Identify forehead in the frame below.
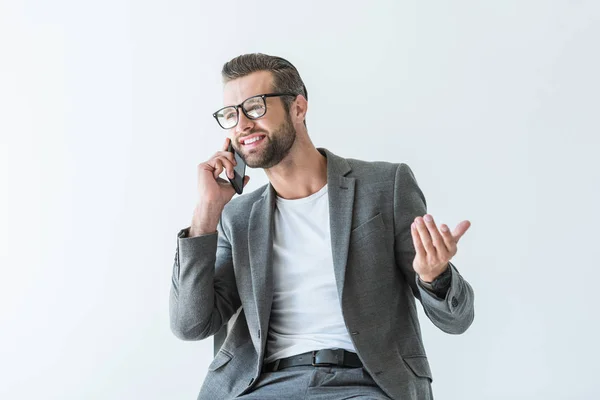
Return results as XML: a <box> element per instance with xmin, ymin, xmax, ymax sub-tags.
<box><xmin>223</xmin><ymin>70</ymin><xmax>274</xmax><ymax>106</ymax></box>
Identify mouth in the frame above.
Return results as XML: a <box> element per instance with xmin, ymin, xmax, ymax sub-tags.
<box><xmin>240</xmin><ymin>134</ymin><xmax>266</xmax><ymax>149</ymax></box>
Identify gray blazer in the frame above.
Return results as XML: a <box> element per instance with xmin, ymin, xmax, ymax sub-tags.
<box><xmin>169</xmin><ymin>148</ymin><xmax>475</xmax><ymax>400</ymax></box>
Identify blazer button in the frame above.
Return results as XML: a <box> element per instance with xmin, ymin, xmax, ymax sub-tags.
<box><xmin>451</xmin><ymin>296</ymin><xmax>459</xmax><ymax>308</ymax></box>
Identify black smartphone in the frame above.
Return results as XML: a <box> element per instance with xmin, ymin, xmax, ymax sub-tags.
<box><xmin>227</xmin><ymin>142</ymin><xmax>246</xmax><ymax>195</ymax></box>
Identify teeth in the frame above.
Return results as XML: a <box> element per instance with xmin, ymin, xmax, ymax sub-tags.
<box><xmin>244</xmin><ymin>136</ymin><xmax>263</xmax><ymax>145</ymax></box>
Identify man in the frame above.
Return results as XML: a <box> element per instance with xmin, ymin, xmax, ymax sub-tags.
<box><xmin>169</xmin><ymin>53</ymin><xmax>475</xmax><ymax>400</ymax></box>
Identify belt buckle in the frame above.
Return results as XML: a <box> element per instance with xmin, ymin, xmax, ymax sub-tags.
<box><xmin>311</xmin><ymin>350</ymin><xmax>339</xmax><ymax>367</ymax></box>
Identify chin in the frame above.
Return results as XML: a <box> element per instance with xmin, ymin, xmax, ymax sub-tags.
<box><xmin>245</xmin><ymin>157</ymin><xmax>271</xmax><ymax>169</ymax></box>
<box><xmin>241</xmin><ymin>143</ymin><xmax>271</xmax><ymax>168</ymax></box>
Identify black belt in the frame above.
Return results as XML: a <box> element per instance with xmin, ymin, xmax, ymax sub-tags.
<box><xmin>263</xmin><ymin>349</ymin><xmax>363</xmax><ymax>372</ymax></box>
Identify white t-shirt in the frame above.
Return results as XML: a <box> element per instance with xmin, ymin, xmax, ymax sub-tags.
<box><xmin>264</xmin><ymin>184</ymin><xmax>356</xmax><ymax>364</ymax></box>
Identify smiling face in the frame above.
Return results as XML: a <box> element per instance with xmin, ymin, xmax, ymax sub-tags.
<box><xmin>223</xmin><ymin>71</ymin><xmax>297</xmax><ymax>169</ymax></box>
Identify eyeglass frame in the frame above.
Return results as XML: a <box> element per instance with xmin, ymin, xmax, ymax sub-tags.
<box><xmin>212</xmin><ymin>92</ymin><xmax>299</xmax><ymax>129</ymax></box>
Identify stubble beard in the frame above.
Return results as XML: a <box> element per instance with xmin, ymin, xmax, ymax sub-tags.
<box><xmin>242</xmin><ymin>114</ymin><xmax>297</xmax><ymax>169</ymax></box>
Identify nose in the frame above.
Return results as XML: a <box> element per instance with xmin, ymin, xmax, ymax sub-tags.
<box><xmin>235</xmin><ymin>109</ymin><xmax>254</xmax><ymax>137</ymax></box>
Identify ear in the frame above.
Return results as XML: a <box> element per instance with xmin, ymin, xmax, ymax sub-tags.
<box><xmin>291</xmin><ymin>94</ymin><xmax>308</xmax><ymax>124</ymax></box>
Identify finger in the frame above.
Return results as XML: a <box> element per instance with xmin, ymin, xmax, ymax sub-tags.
<box><xmin>411</xmin><ymin>222</ymin><xmax>426</xmax><ymax>256</ymax></box>
<box><xmin>439</xmin><ymin>223</ymin><xmax>457</xmax><ymax>254</ymax></box>
<box><xmin>452</xmin><ymin>220</ymin><xmax>471</xmax><ymax>243</ymax></box>
<box><xmin>423</xmin><ymin>214</ymin><xmax>450</xmax><ymax>256</ymax></box>
<box><xmin>212</xmin><ymin>159</ymin><xmax>224</xmax><ymax>179</ymax></box>
<box><xmin>211</xmin><ymin>155</ymin><xmax>236</xmax><ymax>179</ymax></box>
<box><xmin>242</xmin><ymin>175</ymin><xmax>250</xmax><ymax>187</ymax></box>
<box><xmin>220</xmin><ymin>157</ymin><xmax>236</xmax><ymax>179</ymax></box>
<box><xmin>221</xmin><ymin>137</ymin><xmax>231</xmax><ymax>151</ymax></box>
<box><xmin>215</xmin><ymin>150</ymin><xmax>237</xmax><ymax>165</ymax></box>
<box><xmin>414</xmin><ymin>216</ymin><xmax>436</xmax><ymax>255</ymax></box>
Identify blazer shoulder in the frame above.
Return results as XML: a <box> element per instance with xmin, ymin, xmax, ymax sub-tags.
<box><xmin>220</xmin><ymin>183</ymin><xmax>268</xmax><ymax>224</ymax></box>
<box><xmin>345</xmin><ymin>157</ymin><xmax>411</xmax><ymax>183</ymax></box>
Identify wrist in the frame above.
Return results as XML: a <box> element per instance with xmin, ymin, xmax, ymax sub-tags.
<box><xmin>190</xmin><ymin>209</ymin><xmax>221</xmax><ymax>237</ymax></box>
<box><xmin>418</xmin><ymin>274</ymin><xmax>437</xmax><ymax>284</ymax></box>
<box><xmin>419</xmin><ymin>263</ymin><xmax>450</xmax><ymax>283</ymax></box>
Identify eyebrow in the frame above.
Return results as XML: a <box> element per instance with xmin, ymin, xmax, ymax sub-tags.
<box><xmin>223</xmin><ymin>94</ymin><xmax>263</xmax><ymax>108</ymax></box>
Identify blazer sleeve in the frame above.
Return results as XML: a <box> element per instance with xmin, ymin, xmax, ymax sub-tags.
<box><xmin>169</xmin><ymin>216</ymin><xmax>241</xmax><ymax>340</ymax></box>
<box><xmin>393</xmin><ymin>163</ymin><xmax>475</xmax><ymax>334</ymax></box>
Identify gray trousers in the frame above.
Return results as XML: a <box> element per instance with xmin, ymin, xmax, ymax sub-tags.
<box><xmin>234</xmin><ymin>365</ymin><xmax>393</xmax><ymax>399</ymax></box>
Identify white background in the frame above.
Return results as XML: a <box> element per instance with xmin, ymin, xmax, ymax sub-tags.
<box><xmin>1</xmin><ymin>1</ymin><xmax>599</xmax><ymax>399</ymax></box>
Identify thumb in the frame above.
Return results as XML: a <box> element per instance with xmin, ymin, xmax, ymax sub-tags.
<box><xmin>242</xmin><ymin>175</ymin><xmax>250</xmax><ymax>187</ymax></box>
<box><xmin>452</xmin><ymin>220</ymin><xmax>471</xmax><ymax>243</ymax></box>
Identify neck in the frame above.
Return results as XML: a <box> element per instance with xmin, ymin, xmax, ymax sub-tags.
<box><xmin>264</xmin><ymin>135</ymin><xmax>327</xmax><ymax>200</ymax></box>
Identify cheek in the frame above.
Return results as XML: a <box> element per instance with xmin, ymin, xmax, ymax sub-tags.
<box><xmin>252</xmin><ymin>120</ymin><xmax>272</xmax><ymax>134</ymax></box>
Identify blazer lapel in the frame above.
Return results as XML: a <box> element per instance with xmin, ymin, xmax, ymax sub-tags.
<box><xmin>247</xmin><ymin>183</ymin><xmax>275</xmax><ymax>354</ymax></box>
<box><xmin>246</xmin><ymin>148</ymin><xmax>353</xmax><ymax>353</ymax></box>
<box><xmin>319</xmin><ymin>148</ymin><xmax>355</xmax><ymax>301</ymax></box>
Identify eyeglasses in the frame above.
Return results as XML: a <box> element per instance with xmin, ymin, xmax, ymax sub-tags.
<box><xmin>212</xmin><ymin>93</ymin><xmax>298</xmax><ymax>129</ymax></box>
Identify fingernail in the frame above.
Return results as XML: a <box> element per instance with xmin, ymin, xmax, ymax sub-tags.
<box><xmin>424</xmin><ymin>215</ymin><xmax>432</xmax><ymax>222</ymax></box>
<box><xmin>441</xmin><ymin>225</ymin><xmax>449</xmax><ymax>232</ymax></box>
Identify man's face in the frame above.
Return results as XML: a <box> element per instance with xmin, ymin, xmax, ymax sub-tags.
<box><xmin>222</xmin><ymin>71</ymin><xmax>296</xmax><ymax>169</ymax></box>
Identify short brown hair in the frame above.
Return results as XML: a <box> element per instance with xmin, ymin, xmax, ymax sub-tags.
<box><xmin>221</xmin><ymin>53</ymin><xmax>308</xmax><ymax>126</ymax></box>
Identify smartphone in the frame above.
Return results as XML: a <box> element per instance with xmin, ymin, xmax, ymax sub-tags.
<box><xmin>227</xmin><ymin>141</ymin><xmax>246</xmax><ymax>195</ymax></box>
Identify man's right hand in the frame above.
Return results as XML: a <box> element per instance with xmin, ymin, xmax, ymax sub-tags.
<box><xmin>189</xmin><ymin>138</ymin><xmax>250</xmax><ymax>236</ymax></box>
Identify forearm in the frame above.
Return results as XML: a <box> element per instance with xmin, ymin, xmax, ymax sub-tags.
<box><xmin>188</xmin><ymin>202</ymin><xmax>223</xmax><ymax>237</ymax></box>
<box><xmin>169</xmin><ymin>226</ymin><xmax>240</xmax><ymax>340</ymax></box>
<box><xmin>392</xmin><ymin>163</ymin><xmax>475</xmax><ymax>334</ymax></box>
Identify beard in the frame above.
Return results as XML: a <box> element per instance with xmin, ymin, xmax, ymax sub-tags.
<box><xmin>239</xmin><ymin>114</ymin><xmax>297</xmax><ymax>169</ymax></box>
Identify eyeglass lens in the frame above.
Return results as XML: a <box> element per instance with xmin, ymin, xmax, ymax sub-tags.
<box><xmin>216</xmin><ymin>96</ymin><xmax>267</xmax><ymax>129</ymax></box>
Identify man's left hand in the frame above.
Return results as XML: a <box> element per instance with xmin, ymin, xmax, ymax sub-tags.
<box><xmin>411</xmin><ymin>214</ymin><xmax>471</xmax><ymax>283</ymax></box>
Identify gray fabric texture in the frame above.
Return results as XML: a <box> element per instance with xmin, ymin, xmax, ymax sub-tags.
<box><xmin>234</xmin><ymin>365</ymin><xmax>395</xmax><ymax>399</ymax></box>
<box><xmin>169</xmin><ymin>147</ymin><xmax>475</xmax><ymax>400</ymax></box>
